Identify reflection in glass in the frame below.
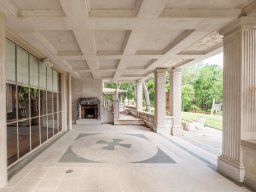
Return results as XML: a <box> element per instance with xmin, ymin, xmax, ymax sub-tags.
<box><xmin>40</xmin><ymin>116</ymin><xmax>47</xmax><ymax>143</ymax></box>
<box><xmin>47</xmin><ymin>67</ymin><xmax>52</xmax><ymax>91</ymax></box>
<box><xmin>18</xmin><ymin>120</ymin><xmax>30</xmax><ymax>158</ymax></box>
<box><xmin>58</xmin><ymin>73</ymin><xmax>61</xmax><ymax>92</ymax></box>
<box><xmin>53</xmin><ymin>70</ymin><xmax>58</xmax><ymax>92</ymax></box>
<box><xmin>39</xmin><ymin>61</ymin><xmax>46</xmax><ymax>89</ymax></box>
<box><xmin>31</xmin><ymin>118</ymin><xmax>40</xmax><ymax>149</ymax></box>
<box><xmin>48</xmin><ymin>114</ymin><xmax>54</xmax><ymax>139</ymax></box>
<box><xmin>7</xmin><ymin>122</ymin><xmax>18</xmax><ymax>166</ymax></box>
<box><xmin>31</xmin><ymin>88</ymin><xmax>39</xmax><ymax>118</ymax></box>
<box><xmin>6</xmin><ymin>84</ymin><xmax>17</xmax><ymax>122</ymax></box>
<box><xmin>58</xmin><ymin>92</ymin><xmax>61</xmax><ymax>112</ymax></box>
<box><xmin>30</xmin><ymin>55</ymin><xmax>39</xmax><ymax>87</ymax></box>
<box><xmin>40</xmin><ymin>90</ymin><xmax>47</xmax><ymax>115</ymax></box>
<box><xmin>17</xmin><ymin>47</ymin><xmax>29</xmax><ymax>84</ymax></box>
<box><xmin>54</xmin><ymin>113</ymin><xmax>58</xmax><ymax>135</ymax></box>
<box><xmin>18</xmin><ymin>86</ymin><xmax>30</xmax><ymax>119</ymax></box>
<box><xmin>47</xmin><ymin>92</ymin><xmax>53</xmax><ymax>114</ymax></box>
<box><xmin>6</xmin><ymin>40</ymin><xmax>16</xmax><ymax>82</ymax></box>
<box><xmin>53</xmin><ymin>92</ymin><xmax>57</xmax><ymax>112</ymax></box>
<box><xmin>59</xmin><ymin>112</ymin><xmax>62</xmax><ymax>131</ymax></box>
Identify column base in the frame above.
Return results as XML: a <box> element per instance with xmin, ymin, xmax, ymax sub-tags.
<box><xmin>218</xmin><ymin>155</ymin><xmax>245</xmax><ymax>182</ymax></box>
<box><xmin>171</xmin><ymin>125</ymin><xmax>183</xmax><ymax>136</ymax></box>
<box><xmin>154</xmin><ymin>125</ymin><xmax>168</xmax><ymax>134</ymax></box>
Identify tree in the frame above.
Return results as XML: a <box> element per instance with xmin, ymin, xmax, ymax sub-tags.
<box><xmin>193</xmin><ymin>64</ymin><xmax>223</xmax><ymax>111</ymax></box>
<box><xmin>182</xmin><ymin>84</ymin><xmax>195</xmax><ymax>111</ymax></box>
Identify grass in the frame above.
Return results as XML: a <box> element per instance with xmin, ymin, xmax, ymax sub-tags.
<box><xmin>182</xmin><ymin>112</ymin><xmax>222</xmax><ymax>130</ymax></box>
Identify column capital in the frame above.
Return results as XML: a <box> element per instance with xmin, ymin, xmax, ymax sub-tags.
<box><xmin>154</xmin><ymin>68</ymin><xmax>167</xmax><ymax>74</ymax></box>
<box><xmin>220</xmin><ymin>16</ymin><xmax>256</xmax><ymax>37</ymax></box>
<box><xmin>136</xmin><ymin>80</ymin><xmax>143</xmax><ymax>84</ymax></box>
<box><xmin>169</xmin><ymin>68</ymin><xmax>182</xmax><ymax>74</ymax></box>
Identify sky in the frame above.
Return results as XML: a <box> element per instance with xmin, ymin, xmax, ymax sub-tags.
<box><xmin>202</xmin><ymin>52</ymin><xmax>223</xmax><ymax>67</ymax></box>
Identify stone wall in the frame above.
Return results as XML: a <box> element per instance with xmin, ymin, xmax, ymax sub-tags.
<box><xmin>71</xmin><ymin>78</ymin><xmax>103</xmax><ymax>122</ymax></box>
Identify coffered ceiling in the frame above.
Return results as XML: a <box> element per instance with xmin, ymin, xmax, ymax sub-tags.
<box><xmin>1</xmin><ymin>0</ymin><xmax>255</xmax><ymax>81</ymax></box>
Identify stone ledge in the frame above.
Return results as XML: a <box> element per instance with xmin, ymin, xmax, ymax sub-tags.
<box><xmin>241</xmin><ymin>139</ymin><xmax>256</xmax><ymax>150</ymax></box>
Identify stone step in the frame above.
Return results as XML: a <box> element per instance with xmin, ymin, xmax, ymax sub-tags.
<box><xmin>76</xmin><ymin>119</ymin><xmax>101</xmax><ymax>125</ymax></box>
<box><xmin>114</xmin><ymin>119</ymin><xmax>145</xmax><ymax>125</ymax></box>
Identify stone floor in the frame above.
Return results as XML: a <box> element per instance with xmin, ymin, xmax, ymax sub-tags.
<box><xmin>0</xmin><ymin>124</ymin><xmax>251</xmax><ymax>192</ymax></box>
<box><xmin>178</xmin><ymin>127</ymin><xmax>222</xmax><ymax>156</ymax></box>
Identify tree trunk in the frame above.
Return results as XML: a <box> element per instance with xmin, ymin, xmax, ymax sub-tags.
<box><xmin>143</xmin><ymin>82</ymin><xmax>151</xmax><ymax>113</ymax></box>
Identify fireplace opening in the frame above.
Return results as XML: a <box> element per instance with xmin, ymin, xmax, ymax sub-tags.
<box><xmin>81</xmin><ymin>105</ymin><xmax>98</xmax><ymax>119</ymax></box>
<box><xmin>78</xmin><ymin>97</ymin><xmax>100</xmax><ymax>120</ymax></box>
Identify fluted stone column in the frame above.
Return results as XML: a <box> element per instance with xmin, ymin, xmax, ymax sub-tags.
<box><xmin>154</xmin><ymin>68</ymin><xmax>167</xmax><ymax>133</ymax></box>
<box><xmin>68</xmin><ymin>73</ymin><xmax>72</xmax><ymax>130</ymax></box>
<box><xmin>169</xmin><ymin>69</ymin><xmax>183</xmax><ymax>135</ymax></box>
<box><xmin>0</xmin><ymin>12</ymin><xmax>7</xmax><ymax>187</ymax></box>
<box><xmin>136</xmin><ymin>80</ymin><xmax>143</xmax><ymax>111</ymax></box>
<box><xmin>218</xmin><ymin>17</ymin><xmax>256</xmax><ymax>182</ymax></box>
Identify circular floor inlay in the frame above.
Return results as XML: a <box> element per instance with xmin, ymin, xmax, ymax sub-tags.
<box><xmin>71</xmin><ymin>134</ymin><xmax>158</xmax><ymax>163</ymax></box>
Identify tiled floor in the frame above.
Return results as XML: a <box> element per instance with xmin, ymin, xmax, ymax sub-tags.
<box><xmin>0</xmin><ymin>124</ymin><xmax>251</xmax><ymax>192</ymax></box>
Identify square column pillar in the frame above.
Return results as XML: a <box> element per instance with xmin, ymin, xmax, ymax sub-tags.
<box><xmin>61</xmin><ymin>72</ymin><xmax>68</xmax><ymax>131</ymax></box>
<box><xmin>154</xmin><ymin>68</ymin><xmax>167</xmax><ymax>133</ymax></box>
<box><xmin>218</xmin><ymin>17</ymin><xmax>256</xmax><ymax>182</ymax></box>
<box><xmin>136</xmin><ymin>80</ymin><xmax>143</xmax><ymax>111</ymax></box>
<box><xmin>169</xmin><ymin>69</ymin><xmax>183</xmax><ymax>135</ymax></box>
<box><xmin>0</xmin><ymin>12</ymin><xmax>7</xmax><ymax>187</ymax></box>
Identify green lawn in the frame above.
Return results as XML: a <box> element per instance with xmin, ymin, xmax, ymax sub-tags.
<box><xmin>182</xmin><ymin>112</ymin><xmax>222</xmax><ymax>130</ymax></box>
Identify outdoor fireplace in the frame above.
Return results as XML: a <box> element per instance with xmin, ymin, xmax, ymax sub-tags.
<box><xmin>78</xmin><ymin>97</ymin><xmax>100</xmax><ymax>119</ymax></box>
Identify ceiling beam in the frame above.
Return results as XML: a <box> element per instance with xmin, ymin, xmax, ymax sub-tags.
<box><xmin>161</xmin><ymin>8</ymin><xmax>241</xmax><ymax>18</ymax></box>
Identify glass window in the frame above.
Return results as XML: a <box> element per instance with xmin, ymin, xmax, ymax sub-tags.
<box><xmin>31</xmin><ymin>88</ymin><xmax>39</xmax><ymax>118</ymax></box>
<box><xmin>39</xmin><ymin>61</ymin><xmax>46</xmax><ymax>89</ymax></box>
<box><xmin>31</xmin><ymin>118</ymin><xmax>40</xmax><ymax>149</ymax></box>
<box><xmin>53</xmin><ymin>70</ymin><xmax>58</xmax><ymax>92</ymax></box>
<box><xmin>18</xmin><ymin>120</ymin><xmax>30</xmax><ymax>158</ymax></box>
<box><xmin>18</xmin><ymin>86</ymin><xmax>29</xmax><ymax>120</ymax></box>
<box><xmin>53</xmin><ymin>92</ymin><xmax>57</xmax><ymax>113</ymax></box>
<box><xmin>58</xmin><ymin>92</ymin><xmax>61</xmax><ymax>112</ymax></box>
<box><xmin>7</xmin><ymin>122</ymin><xmax>18</xmax><ymax>166</ymax></box>
<box><xmin>5</xmin><ymin>39</ymin><xmax>63</xmax><ymax>166</ymax></box>
<box><xmin>6</xmin><ymin>40</ymin><xmax>16</xmax><ymax>82</ymax></box>
<box><xmin>17</xmin><ymin>47</ymin><xmax>29</xmax><ymax>85</ymax></box>
<box><xmin>48</xmin><ymin>114</ymin><xmax>54</xmax><ymax>139</ymax></box>
<box><xmin>54</xmin><ymin>113</ymin><xmax>58</xmax><ymax>135</ymax></box>
<box><xmin>58</xmin><ymin>73</ymin><xmax>61</xmax><ymax>91</ymax></box>
<box><xmin>40</xmin><ymin>90</ymin><xmax>47</xmax><ymax>115</ymax></box>
<box><xmin>47</xmin><ymin>67</ymin><xmax>52</xmax><ymax>91</ymax></box>
<box><xmin>40</xmin><ymin>116</ymin><xmax>47</xmax><ymax>143</ymax></box>
<box><xmin>30</xmin><ymin>55</ymin><xmax>39</xmax><ymax>87</ymax></box>
<box><xmin>6</xmin><ymin>84</ymin><xmax>17</xmax><ymax>122</ymax></box>
<box><xmin>59</xmin><ymin>112</ymin><xmax>62</xmax><ymax>131</ymax></box>
<box><xmin>47</xmin><ymin>91</ymin><xmax>53</xmax><ymax>114</ymax></box>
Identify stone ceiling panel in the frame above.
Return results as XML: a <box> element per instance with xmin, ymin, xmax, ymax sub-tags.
<box><xmin>99</xmin><ymin>59</ymin><xmax>119</xmax><ymax>70</ymax></box>
<box><xmin>165</xmin><ymin>0</ymin><xmax>250</xmax><ymax>9</ymax></box>
<box><xmin>68</xmin><ymin>60</ymin><xmax>89</xmax><ymax>70</ymax></box>
<box><xmin>11</xmin><ymin>0</ymin><xmax>63</xmax><ymax>10</ymax></box>
<box><xmin>101</xmin><ymin>72</ymin><xmax>115</xmax><ymax>79</ymax></box>
<box><xmin>40</xmin><ymin>30</ymin><xmax>81</xmax><ymax>53</ymax></box>
<box><xmin>90</xmin><ymin>0</ymin><xmax>137</xmax><ymax>10</ymax></box>
<box><xmin>95</xmin><ymin>30</ymin><xmax>129</xmax><ymax>55</ymax></box>
<box><xmin>179</xmin><ymin>32</ymin><xmax>223</xmax><ymax>55</ymax></box>
<box><xmin>137</xmin><ymin>30</ymin><xmax>184</xmax><ymax>54</ymax></box>
<box><xmin>124</xmin><ymin>59</ymin><xmax>157</xmax><ymax>70</ymax></box>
